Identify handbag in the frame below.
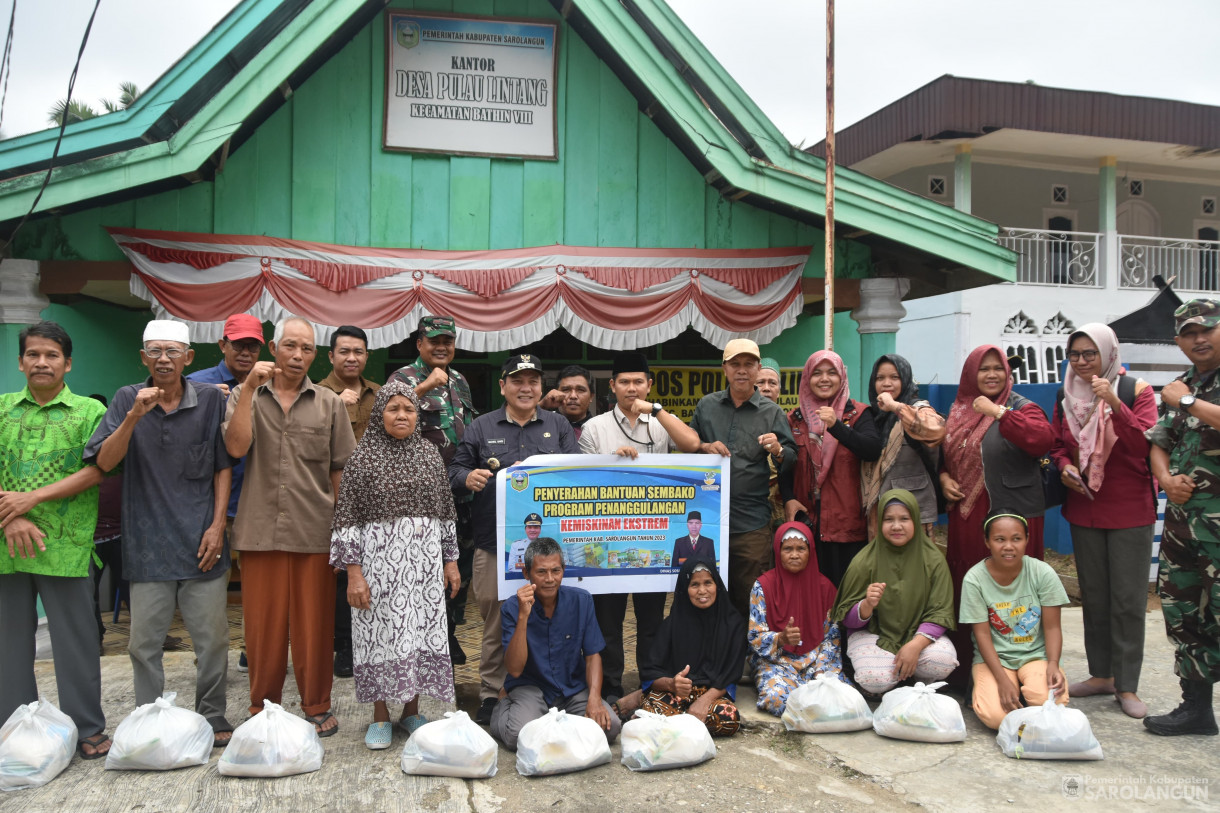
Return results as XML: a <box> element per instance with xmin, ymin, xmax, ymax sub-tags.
<box><xmin>1039</xmin><ymin>454</ymin><xmax>1066</xmax><ymax>509</ymax></box>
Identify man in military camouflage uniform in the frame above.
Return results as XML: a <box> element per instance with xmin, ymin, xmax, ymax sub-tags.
<box><xmin>1144</xmin><ymin>298</ymin><xmax>1220</xmax><ymax>736</ymax></box>
<box><xmin>391</xmin><ymin>315</ymin><xmax>477</xmax><ymax>663</ymax></box>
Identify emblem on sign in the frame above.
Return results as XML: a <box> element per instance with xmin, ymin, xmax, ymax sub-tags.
<box><xmin>511</xmin><ymin>470</ymin><xmax>529</xmax><ymax>492</ymax></box>
<box><xmin>396</xmin><ymin>20</ymin><xmax>420</xmax><ymax>49</ymax></box>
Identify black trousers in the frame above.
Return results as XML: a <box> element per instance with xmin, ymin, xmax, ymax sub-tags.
<box><xmin>593</xmin><ymin>592</ymin><xmax>667</xmax><ymax>698</ymax></box>
<box><xmin>334</xmin><ymin>570</ymin><xmax>351</xmax><ymax>655</ymax></box>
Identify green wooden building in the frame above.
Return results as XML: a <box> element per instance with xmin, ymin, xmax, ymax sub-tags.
<box><xmin>0</xmin><ymin>0</ymin><xmax>1013</xmax><ymax>407</ymax></box>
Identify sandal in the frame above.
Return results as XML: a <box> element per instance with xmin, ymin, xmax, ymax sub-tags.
<box><xmin>365</xmin><ymin>721</ymin><xmax>393</xmax><ymax>750</ymax></box>
<box><xmin>77</xmin><ymin>733</ymin><xmax>111</xmax><ymax>760</ymax></box>
<box><xmin>207</xmin><ymin>715</ymin><xmax>234</xmax><ymax>748</ymax></box>
<box><xmin>399</xmin><ymin>713</ymin><xmax>427</xmax><ymax>736</ymax></box>
<box><xmin>304</xmin><ymin>710</ymin><xmax>339</xmax><ymax>738</ymax></box>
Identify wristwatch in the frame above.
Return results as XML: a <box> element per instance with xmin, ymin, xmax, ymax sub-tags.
<box><xmin>1180</xmin><ymin>394</ymin><xmax>1197</xmax><ymax>413</ymax></box>
<box><xmin>651</xmin><ymin>402</ymin><xmax>664</xmax><ymax>416</ymax></box>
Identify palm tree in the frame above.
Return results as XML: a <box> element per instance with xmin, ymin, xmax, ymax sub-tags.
<box><xmin>47</xmin><ymin>81</ymin><xmax>141</xmax><ymax>125</ymax></box>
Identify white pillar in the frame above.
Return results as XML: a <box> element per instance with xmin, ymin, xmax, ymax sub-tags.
<box><xmin>0</xmin><ymin>259</ymin><xmax>49</xmax><ymax>324</ymax></box>
<box><xmin>851</xmin><ymin>277</ymin><xmax>911</xmax><ymax>366</ymax></box>
<box><xmin>1098</xmin><ymin>156</ymin><xmax>1118</xmax><ymax>290</ymax></box>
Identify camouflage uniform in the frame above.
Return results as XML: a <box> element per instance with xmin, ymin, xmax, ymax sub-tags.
<box><xmin>390</xmin><ymin>357</ymin><xmax>476</xmax><ymax>464</ymax></box>
<box><xmin>1146</xmin><ymin>364</ymin><xmax>1220</xmax><ymax>682</ymax></box>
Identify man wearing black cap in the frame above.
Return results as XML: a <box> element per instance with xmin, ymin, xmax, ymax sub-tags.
<box><xmin>449</xmin><ymin>353</ymin><xmax>577</xmax><ymax>724</ymax></box>
<box><xmin>671</xmin><ymin>510</ymin><xmax>715</xmax><ymax>567</ymax></box>
<box><xmin>392</xmin><ymin>315</ymin><xmax>478</xmax><ymax>664</ymax></box>
<box><xmin>576</xmin><ymin>351</ymin><xmax>700</xmax><ymax>701</ymax></box>
<box><xmin>507</xmin><ymin>513</ymin><xmax>543</xmax><ymax>570</ymax></box>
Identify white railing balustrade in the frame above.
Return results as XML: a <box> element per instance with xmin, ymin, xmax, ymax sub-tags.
<box><xmin>998</xmin><ymin>228</ymin><xmax>1102</xmax><ymax>287</ymax></box>
<box><xmin>1119</xmin><ymin>235</ymin><xmax>1220</xmax><ymax>291</ymax></box>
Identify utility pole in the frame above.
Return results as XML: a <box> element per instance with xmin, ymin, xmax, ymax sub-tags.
<box><xmin>823</xmin><ymin>0</ymin><xmax>835</xmax><ymax>350</ymax></box>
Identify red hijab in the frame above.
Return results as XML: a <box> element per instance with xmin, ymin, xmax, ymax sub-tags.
<box><xmin>756</xmin><ymin>521</ymin><xmax>838</xmax><ymax>656</ymax></box>
<box><xmin>944</xmin><ymin>345</ymin><xmax>1013</xmax><ymax>517</ymax></box>
<box><xmin>797</xmin><ymin>350</ymin><xmax>850</xmax><ymax>488</ymax></box>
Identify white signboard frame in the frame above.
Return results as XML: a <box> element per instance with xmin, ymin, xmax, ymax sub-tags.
<box><xmin>383</xmin><ymin>11</ymin><xmax>560</xmax><ymax>160</ymax></box>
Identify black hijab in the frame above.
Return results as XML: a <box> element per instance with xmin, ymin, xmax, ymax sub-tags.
<box><xmin>640</xmin><ymin>557</ymin><xmax>747</xmax><ymax>691</ymax></box>
<box><xmin>867</xmin><ymin>353</ymin><xmax>919</xmax><ymax>438</ymax></box>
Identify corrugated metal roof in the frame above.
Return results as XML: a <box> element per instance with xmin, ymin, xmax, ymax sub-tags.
<box><xmin>807</xmin><ymin>75</ymin><xmax>1220</xmax><ymax>166</ymax></box>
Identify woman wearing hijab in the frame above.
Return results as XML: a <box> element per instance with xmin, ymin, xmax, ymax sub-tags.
<box><xmin>781</xmin><ymin>350</ymin><xmax>878</xmax><ymax>585</ymax></box>
<box><xmin>860</xmin><ymin>354</ymin><xmax>946</xmax><ymax>535</ymax></box>
<box><xmin>1050</xmin><ymin>323</ymin><xmax>1157</xmax><ymax>718</ymax></box>
<box><xmin>330</xmin><ymin>382</ymin><xmax>462</xmax><ymax>750</ymax></box>
<box><xmin>637</xmin><ymin>557</ymin><xmax>748</xmax><ymax>736</ymax></box>
<box><xmin>749</xmin><ymin>522</ymin><xmax>843</xmax><ymax>715</ymax></box>
<box><xmin>832</xmin><ymin>490</ymin><xmax>958</xmax><ymax>696</ymax></box>
<box><xmin>940</xmin><ymin>345</ymin><xmax>1052</xmax><ymax>681</ymax></box>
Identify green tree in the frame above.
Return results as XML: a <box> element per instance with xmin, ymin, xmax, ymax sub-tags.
<box><xmin>48</xmin><ymin>81</ymin><xmax>141</xmax><ymax>125</ymax></box>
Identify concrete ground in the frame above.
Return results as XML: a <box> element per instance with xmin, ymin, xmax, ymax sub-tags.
<box><xmin>4</xmin><ymin>608</ymin><xmax>1216</xmax><ymax>812</ymax></box>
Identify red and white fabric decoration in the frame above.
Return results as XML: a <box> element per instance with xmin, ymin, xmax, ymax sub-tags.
<box><xmin>110</xmin><ymin>227</ymin><xmax>810</xmax><ymax>351</ymax></box>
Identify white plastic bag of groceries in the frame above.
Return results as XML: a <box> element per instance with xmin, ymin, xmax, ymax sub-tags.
<box><xmin>872</xmin><ymin>681</ymin><xmax>966</xmax><ymax>743</ymax></box>
<box><xmin>515</xmin><ymin>708</ymin><xmax>611</xmax><ymax>776</ymax></box>
<box><xmin>106</xmin><ymin>692</ymin><xmax>214</xmax><ymax>771</ymax></box>
<box><xmin>997</xmin><ymin>691</ymin><xmax>1103</xmax><ymax>760</ymax></box>
<box><xmin>401</xmin><ymin>711</ymin><xmax>497</xmax><ymax>778</ymax></box>
<box><xmin>782</xmin><ymin>673</ymin><xmax>874</xmax><ymax>733</ymax></box>
<box><xmin>218</xmin><ymin>700</ymin><xmax>323</xmax><ymax>777</ymax></box>
<box><xmin>0</xmin><ymin>699</ymin><xmax>77</xmax><ymax>791</ymax></box>
<box><xmin>620</xmin><ymin>710</ymin><xmax>715</xmax><ymax>772</ymax></box>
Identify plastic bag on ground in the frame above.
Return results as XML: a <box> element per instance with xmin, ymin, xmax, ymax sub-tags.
<box><xmin>515</xmin><ymin>708</ymin><xmax>612</xmax><ymax>777</ymax></box>
<box><xmin>872</xmin><ymin>681</ymin><xmax>966</xmax><ymax>743</ymax></box>
<box><xmin>782</xmin><ymin>673</ymin><xmax>874</xmax><ymax>733</ymax></box>
<box><xmin>0</xmin><ymin>699</ymin><xmax>77</xmax><ymax>791</ymax></box>
<box><xmin>996</xmin><ymin>691</ymin><xmax>1103</xmax><ymax>760</ymax></box>
<box><xmin>106</xmin><ymin>692</ymin><xmax>214</xmax><ymax>771</ymax></box>
<box><xmin>620</xmin><ymin>710</ymin><xmax>715</xmax><ymax>772</ymax></box>
<box><xmin>217</xmin><ymin>700</ymin><xmax>323</xmax><ymax>777</ymax></box>
<box><xmin>401</xmin><ymin>711</ymin><xmax>497</xmax><ymax>778</ymax></box>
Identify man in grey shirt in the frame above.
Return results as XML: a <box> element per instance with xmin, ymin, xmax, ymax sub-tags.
<box><xmin>86</xmin><ymin>320</ymin><xmax>234</xmax><ymax>746</ymax></box>
<box><xmin>689</xmin><ymin>338</ymin><xmax>795</xmax><ymax>621</ymax></box>
<box><xmin>578</xmin><ymin>351</ymin><xmax>700</xmax><ymax>701</ymax></box>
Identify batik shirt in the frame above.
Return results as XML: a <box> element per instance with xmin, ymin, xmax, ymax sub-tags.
<box><xmin>0</xmin><ymin>385</ymin><xmax>105</xmax><ymax>577</ymax></box>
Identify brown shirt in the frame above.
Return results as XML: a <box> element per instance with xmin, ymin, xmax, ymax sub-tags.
<box><xmin>224</xmin><ymin>376</ymin><xmax>357</xmax><ymax>554</ymax></box>
<box><xmin>316</xmin><ymin>371</ymin><xmax>381</xmax><ymax>441</ymax></box>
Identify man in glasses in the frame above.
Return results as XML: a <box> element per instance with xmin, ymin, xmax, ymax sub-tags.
<box><xmin>187</xmin><ymin>313</ymin><xmax>265</xmax><ymax>675</ymax></box>
<box><xmin>86</xmin><ymin>320</ymin><xmax>235</xmax><ymax>747</ymax></box>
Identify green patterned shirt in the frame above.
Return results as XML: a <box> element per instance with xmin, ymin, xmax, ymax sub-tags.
<box><xmin>0</xmin><ymin>385</ymin><xmax>105</xmax><ymax>577</ymax></box>
<box><xmin>1146</xmin><ymin>366</ymin><xmax>1220</xmax><ymax>503</ymax></box>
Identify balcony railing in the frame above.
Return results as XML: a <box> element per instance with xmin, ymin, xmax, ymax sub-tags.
<box><xmin>998</xmin><ymin>228</ymin><xmax>1102</xmax><ymax>287</ymax></box>
<box><xmin>1119</xmin><ymin>235</ymin><xmax>1220</xmax><ymax>291</ymax></box>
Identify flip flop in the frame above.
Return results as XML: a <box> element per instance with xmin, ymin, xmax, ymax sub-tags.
<box><xmin>207</xmin><ymin>715</ymin><xmax>234</xmax><ymax>747</ymax></box>
<box><xmin>365</xmin><ymin>721</ymin><xmax>393</xmax><ymax>750</ymax></box>
<box><xmin>77</xmin><ymin>733</ymin><xmax>111</xmax><ymax>760</ymax></box>
<box><xmin>305</xmin><ymin>710</ymin><xmax>339</xmax><ymax>738</ymax></box>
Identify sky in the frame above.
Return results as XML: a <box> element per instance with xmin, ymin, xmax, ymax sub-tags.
<box><xmin>2</xmin><ymin>0</ymin><xmax>1218</xmax><ymax>145</ymax></box>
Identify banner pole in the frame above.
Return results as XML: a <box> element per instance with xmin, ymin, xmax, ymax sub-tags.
<box><xmin>824</xmin><ymin>0</ymin><xmax>835</xmax><ymax>351</ymax></box>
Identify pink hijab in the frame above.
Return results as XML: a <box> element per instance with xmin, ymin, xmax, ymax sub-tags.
<box><xmin>1062</xmin><ymin>323</ymin><xmax>1122</xmax><ymax>492</ymax></box>
<box><xmin>798</xmin><ymin>350</ymin><xmax>850</xmax><ymax>488</ymax></box>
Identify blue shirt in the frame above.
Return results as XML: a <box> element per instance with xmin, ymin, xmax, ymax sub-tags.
<box><xmin>502</xmin><ymin>585</ymin><xmax>604</xmax><ymax>704</ymax></box>
<box><xmin>85</xmin><ymin>379</ymin><xmax>232</xmax><ymax>582</ymax></box>
<box><xmin>186</xmin><ymin>361</ymin><xmax>244</xmax><ymax>517</ymax></box>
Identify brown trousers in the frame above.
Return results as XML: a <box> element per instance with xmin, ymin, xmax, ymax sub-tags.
<box><xmin>241</xmin><ymin>550</ymin><xmax>335</xmax><ymax>717</ymax></box>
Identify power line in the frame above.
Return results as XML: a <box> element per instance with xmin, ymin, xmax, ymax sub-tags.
<box><xmin>1</xmin><ymin>0</ymin><xmax>101</xmax><ymax>257</ymax></box>
<box><xmin>0</xmin><ymin>0</ymin><xmax>17</xmax><ymax>136</ymax></box>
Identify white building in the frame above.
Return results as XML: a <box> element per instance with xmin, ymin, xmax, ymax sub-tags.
<box><xmin>811</xmin><ymin>76</ymin><xmax>1220</xmax><ymax>386</ymax></box>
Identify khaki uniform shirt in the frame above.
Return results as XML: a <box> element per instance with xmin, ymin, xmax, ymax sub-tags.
<box><xmin>224</xmin><ymin>376</ymin><xmax>356</xmax><ymax>554</ymax></box>
<box><xmin>316</xmin><ymin>371</ymin><xmax>380</xmax><ymax>441</ymax></box>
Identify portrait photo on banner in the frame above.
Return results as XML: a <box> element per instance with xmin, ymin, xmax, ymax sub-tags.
<box><xmin>495</xmin><ymin>454</ymin><xmax>731</xmax><ymax>599</ymax></box>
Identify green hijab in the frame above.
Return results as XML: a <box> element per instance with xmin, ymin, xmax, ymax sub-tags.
<box><xmin>830</xmin><ymin>488</ymin><xmax>956</xmax><ymax>654</ymax></box>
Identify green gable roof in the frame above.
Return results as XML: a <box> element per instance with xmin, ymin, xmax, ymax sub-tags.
<box><xmin>0</xmin><ymin>0</ymin><xmax>1013</xmax><ymax>286</ymax></box>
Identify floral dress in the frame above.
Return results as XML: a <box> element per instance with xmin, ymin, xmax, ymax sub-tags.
<box><xmin>748</xmin><ymin>582</ymin><xmax>847</xmax><ymax>715</ymax></box>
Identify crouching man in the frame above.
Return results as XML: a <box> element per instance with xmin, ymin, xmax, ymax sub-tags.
<box><xmin>491</xmin><ymin>537</ymin><xmax>620</xmax><ymax>750</ymax></box>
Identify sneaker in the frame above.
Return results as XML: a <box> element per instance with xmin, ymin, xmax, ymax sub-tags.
<box><xmin>334</xmin><ymin>650</ymin><xmax>354</xmax><ymax>678</ymax></box>
<box><xmin>237</xmin><ymin>651</ymin><xmax>248</xmax><ymax>673</ymax></box>
<box><xmin>476</xmin><ymin>697</ymin><xmax>498</xmax><ymax>726</ymax></box>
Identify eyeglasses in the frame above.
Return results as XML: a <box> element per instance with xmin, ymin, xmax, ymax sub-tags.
<box><xmin>142</xmin><ymin>347</ymin><xmax>185</xmax><ymax>359</ymax></box>
<box><xmin>1067</xmin><ymin>350</ymin><xmax>1099</xmax><ymax>362</ymax></box>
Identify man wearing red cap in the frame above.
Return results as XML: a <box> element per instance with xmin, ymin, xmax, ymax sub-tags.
<box><xmin>187</xmin><ymin>313</ymin><xmax>265</xmax><ymax>674</ymax></box>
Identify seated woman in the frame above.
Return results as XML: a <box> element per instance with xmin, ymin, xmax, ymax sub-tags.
<box><xmin>961</xmin><ymin>509</ymin><xmax>1070</xmax><ymax>729</ymax></box>
<box><xmin>749</xmin><ymin>522</ymin><xmax>844</xmax><ymax>716</ymax></box>
<box><xmin>831</xmin><ymin>490</ymin><xmax>958</xmax><ymax>696</ymax></box>
<box><xmin>635</xmin><ymin>557</ymin><xmax>747</xmax><ymax>736</ymax></box>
